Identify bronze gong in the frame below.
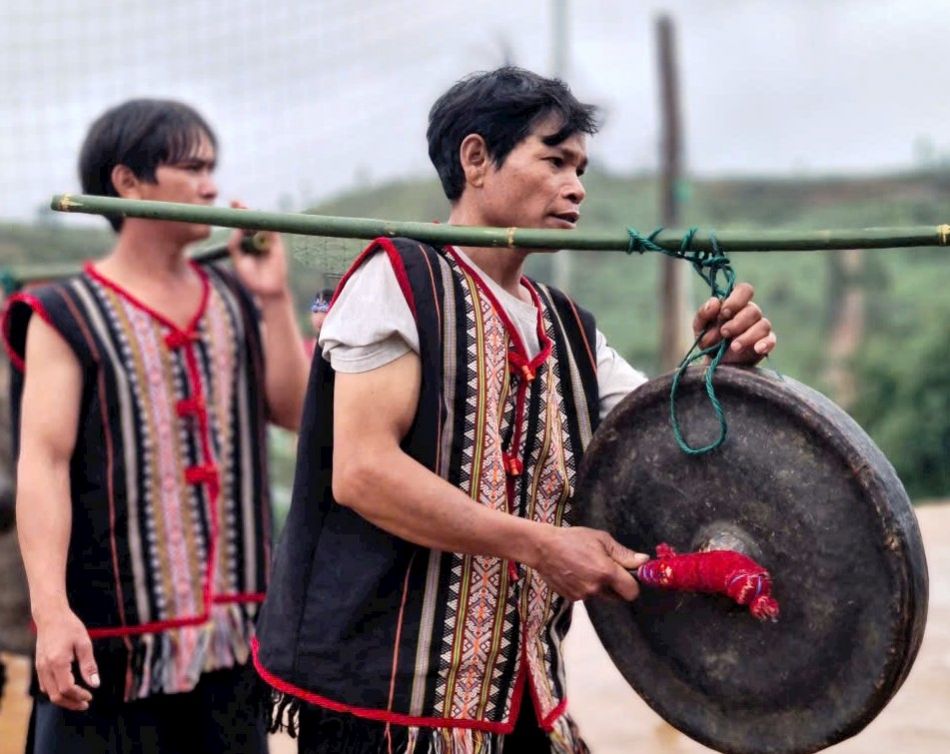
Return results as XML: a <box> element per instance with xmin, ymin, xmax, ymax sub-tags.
<box><xmin>574</xmin><ymin>366</ymin><xmax>928</xmax><ymax>754</ymax></box>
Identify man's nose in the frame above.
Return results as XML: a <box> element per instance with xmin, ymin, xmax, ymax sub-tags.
<box><xmin>201</xmin><ymin>174</ymin><xmax>218</xmax><ymax>201</ymax></box>
<box><xmin>565</xmin><ymin>174</ymin><xmax>586</xmax><ymax>205</ymax></box>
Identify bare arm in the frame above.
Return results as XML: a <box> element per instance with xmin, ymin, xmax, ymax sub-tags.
<box><xmin>226</xmin><ymin>209</ymin><xmax>309</xmax><ymax>432</ymax></box>
<box><xmin>17</xmin><ymin>316</ymin><xmax>99</xmax><ymax>709</ymax></box>
<box><xmin>257</xmin><ymin>290</ymin><xmax>309</xmax><ymax>431</ymax></box>
<box><xmin>332</xmin><ymin>352</ymin><xmax>648</xmax><ymax>601</ymax></box>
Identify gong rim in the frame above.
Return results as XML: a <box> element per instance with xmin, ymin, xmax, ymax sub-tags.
<box><xmin>575</xmin><ymin>366</ymin><xmax>928</xmax><ymax>754</ymax></box>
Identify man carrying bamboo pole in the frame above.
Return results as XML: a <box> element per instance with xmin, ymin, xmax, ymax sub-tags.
<box><xmin>252</xmin><ymin>66</ymin><xmax>776</xmax><ymax>753</ymax></box>
<box><xmin>2</xmin><ymin>99</ymin><xmax>310</xmax><ymax>753</ymax></box>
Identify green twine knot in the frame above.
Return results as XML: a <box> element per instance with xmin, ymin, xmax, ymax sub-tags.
<box><xmin>0</xmin><ymin>269</ymin><xmax>20</xmax><ymax>297</ymax></box>
<box><xmin>626</xmin><ymin>227</ymin><xmax>736</xmax><ymax>455</ymax></box>
<box><xmin>625</xmin><ymin>227</ymin><xmax>664</xmax><ymax>255</ymax></box>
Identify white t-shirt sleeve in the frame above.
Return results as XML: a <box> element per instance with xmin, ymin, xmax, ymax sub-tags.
<box><xmin>596</xmin><ymin>329</ymin><xmax>649</xmax><ymax>421</ymax></box>
<box><xmin>319</xmin><ymin>254</ymin><xmax>648</xmax><ymax>413</ymax></box>
<box><xmin>317</xmin><ymin>252</ymin><xmax>420</xmax><ymax>373</ymax></box>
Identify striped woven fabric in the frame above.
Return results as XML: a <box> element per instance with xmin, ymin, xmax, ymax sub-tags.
<box><xmin>254</xmin><ymin>239</ymin><xmax>599</xmax><ymax>753</ymax></box>
<box><xmin>3</xmin><ymin>262</ymin><xmax>271</xmax><ymax>700</ymax></box>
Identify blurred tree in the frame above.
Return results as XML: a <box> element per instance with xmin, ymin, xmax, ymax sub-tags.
<box><xmin>851</xmin><ymin>299</ymin><xmax>950</xmax><ymax>500</ymax></box>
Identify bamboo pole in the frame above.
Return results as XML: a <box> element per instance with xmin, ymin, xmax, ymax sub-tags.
<box><xmin>550</xmin><ymin>0</ymin><xmax>573</xmax><ymax>292</ymax></box>
<box><xmin>50</xmin><ymin>194</ymin><xmax>950</xmax><ymax>252</ymax></box>
<box><xmin>656</xmin><ymin>14</ymin><xmax>694</xmax><ymax>371</ymax></box>
<box><xmin>1</xmin><ymin>232</ymin><xmax>267</xmax><ymax>294</ymax></box>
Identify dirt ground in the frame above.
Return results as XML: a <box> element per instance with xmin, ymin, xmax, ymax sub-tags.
<box><xmin>2</xmin><ymin>503</ymin><xmax>947</xmax><ymax>754</ymax></box>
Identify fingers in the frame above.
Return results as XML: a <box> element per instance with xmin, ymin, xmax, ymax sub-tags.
<box><xmin>45</xmin><ymin>656</ymin><xmax>92</xmax><ymax>710</ymax></box>
<box><xmin>75</xmin><ymin>636</ymin><xmax>100</xmax><ymax>689</ymax></box>
<box><xmin>694</xmin><ymin>282</ymin><xmax>777</xmax><ymax>362</ymax></box>
<box><xmin>601</xmin><ymin>536</ymin><xmax>648</xmax><ymax>601</ymax></box>
<box><xmin>719</xmin><ymin>282</ymin><xmax>754</xmax><ymax>320</ymax></box>
<box><xmin>226</xmin><ymin>230</ymin><xmax>247</xmax><ymax>262</ymax></box>
<box><xmin>604</xmin><ymin>536</ymin><xmax>648</xmax><ymax>571</ymax></box>
<box><xmin>728</xmin><ymin>318</ymin><xmax>775</xmax><ymax>356</ymax></box>
<box><xmin>605</xmin><ymin>564</ymin><xmax>640</xmax><ymax>601</ymax></box>
<box><xmin>539</xmin><ymin>529</ymin><xmax>652</xmax><ymax>603</ymax></box>
<box><xmin>699</xmin><ymin>326</ymin><xmax>723</xmax><ymax>350</ymax></box>
<box><xmin>720</xmin><ymin>302</ymin><xmax>762</xmax><ymax>341</ymax></box>
<box><xmin>753</xmin><ymin>330</ymin><xmax>777</xmax><ymax>357</ymax></box>
<box><xmin>693</xmin><ymin>297</ymin><xmax>720</xmax><ymax>337</ymax></box>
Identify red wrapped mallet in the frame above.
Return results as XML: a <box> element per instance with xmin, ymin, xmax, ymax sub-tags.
<box><xmin>636</xmin><ymin>543</ymin><xmax>780</xmax><ymax>621</ymax></box>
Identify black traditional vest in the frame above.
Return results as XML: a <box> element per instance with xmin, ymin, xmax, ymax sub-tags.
<box><xmin>254</xmin><ymin>239</ymin><xmax>599</xmax><ymax>752</ymax></box>
<box><xmin>3</xmin><ymin>263</ymin><xmax>271</xmax><ymax>701</ymax></box>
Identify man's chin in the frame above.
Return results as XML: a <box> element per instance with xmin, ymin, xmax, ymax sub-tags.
<box><xmin>178</xmin><ymin>225</ymin><xmax>212</xmax><ymax>247</ymax></box>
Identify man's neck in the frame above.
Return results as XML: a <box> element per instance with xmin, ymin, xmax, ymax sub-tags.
<box><xmin>447</xmin><ymin>207</ymin><xmax>529</xmax><ymax>300</ymax></box>
<box><xmin>100</xmin><ymin>224</ymin><xmax>193</xmax><ymax>283</ymax></box>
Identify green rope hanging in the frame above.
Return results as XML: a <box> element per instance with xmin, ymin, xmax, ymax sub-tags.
<box><xmin>626</xmin><ymin>226</ymin><xmax>736</xmax><ymax>455</ymax></box>
<box><xmin>0</xmin><ymin>270</ymin><xmax>19</xmax><ymax>297</ymax></box>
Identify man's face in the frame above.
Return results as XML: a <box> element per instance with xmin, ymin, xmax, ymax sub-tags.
<box><xmin>477</xmin><ymin>116</ymin><xmax>587</xmax><ymax>232</ymax></box>
<box><xmin>136</xmin><ymin>133</ymin><xmax>218</xmax><ymax>242</ymax></box>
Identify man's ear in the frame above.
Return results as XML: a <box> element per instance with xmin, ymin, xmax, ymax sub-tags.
<box><xmin>458</xmin><ymin>134</ymin><xmax>490</xmax><ymax>189</ymax></box>
<box><xmin>110</xmin><ymin>165</ymin><xmax>142</xmax><ymax>198</ymax></box>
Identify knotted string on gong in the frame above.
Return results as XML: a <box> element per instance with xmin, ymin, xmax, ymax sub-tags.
<box><xmin>626</xmin><ymin>226</ymin><xmax>736</xmax><ymax>455</ymax></box>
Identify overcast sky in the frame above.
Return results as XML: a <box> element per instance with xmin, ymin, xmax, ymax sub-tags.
<box><xmin>3</xmin><ymin>0</ymin><xmax>950</xmax><ymax>221</ymax></box>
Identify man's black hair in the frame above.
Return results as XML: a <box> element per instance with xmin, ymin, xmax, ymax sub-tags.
<box><xmin>427</xmin><ymin>66</ymin><xmax>600</xmax><ymax>202</ymax></box>
<box><xmin>79</xmin><ymin>99</ymin><xmax>217</xmax><ymax>231</ymax></box>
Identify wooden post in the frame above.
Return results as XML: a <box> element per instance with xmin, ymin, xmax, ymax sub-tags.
<box><xmin>551</xmin><ymin>0</ymin><xmax>573</xmax><ymax>292</ymax></box>
<box><xmin>823</xmin><ymin>249</ymin><xmax>865</xmax><ymax>408</ymax></box>
<box><xmin>656</xmin><ymin>15</ymin><xmax>693</xmax><ymax>370</ymax></box>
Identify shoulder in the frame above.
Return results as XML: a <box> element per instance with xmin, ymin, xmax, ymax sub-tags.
<box><xmin>353</xmin><ymin>237</ymin><xmax>446</xmax><ymax>278</ymax></box>
<box><xmin>2</xmin><ymin>280</ymin><xmax>82</xmax><ymax>371</ymax></box>
<box><xmin>336</xmin><ymin>237</ymin><xmax>449</xmax><ymax>317</ymax></box>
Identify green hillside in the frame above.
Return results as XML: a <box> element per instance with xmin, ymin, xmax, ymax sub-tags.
<box><xmin>4</xmin><ymin>168</ymin><xmax>949</xmax><ymax>498</ymax></box>
<box><xmin>305</xmin><ymin>169</ymin><xmax>950</xmax><ymax>387</ymax></box>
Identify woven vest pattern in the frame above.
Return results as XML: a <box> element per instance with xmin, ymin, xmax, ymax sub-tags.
<box><xmin>3</xmin><ymin>263</ymin><xmax>270</xmax><ymax>700</ymax></box>
<box><xmin>254</xmin><ymin>239</ymin><xmax>599</xmax><ymax>752</ymax></box>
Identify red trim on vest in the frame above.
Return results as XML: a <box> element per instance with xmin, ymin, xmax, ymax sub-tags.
<box><xmin>539</xmin><ymin>694</ymin><xmax>568</xmax><ymax>732</ymax></box>
<box><xmin>251</xmin><ymin>637</ymin><xmax>566</xmax><ymax>735</ymax></box>
<box><xmin>87</xmin><ymin>614</ymin><xmax>211</xmax><ymax>638</ymax></box>
<box><xmin>80</xmin><ymin>591</ymin><xmax>266</xmax><ymax>638</ymax></box>
<box><xmin>178</xmin><ymin>341</ymin><xmax>222</xmax><ymax>621</ymax></box>
<box><xmin>84</xmin><ymin>261</ymin><xmax>232</xmax><ymax>637</ymax></box>
<box><xmin>445</xmin><ymin>247</ymin><xmax>553</xmax><ymax>372</ymax></box>
<box><xmin>213</xmin><ymin>592</ymin><xmax>266</xmax><ymax>604</ymax></box>
<box><xmin>176</xmin><ymin>396</ymin><xmax>206</xmax><ymax>417</ymax></box>
<box><xmin>1</xmin><ymin>292</ymin><xmax>59</xmax><ymax>371</ymax></box>
<box><xmin>184</xmin><ymin>464</ymin><xmax>219</xmax><ymax>485</ymax></box>
<box><xmin>502</xmin><ymin>453</ymin><xmax>524</xmax><ymax>477</ymax></box>
<box><xmin>516</xmin><ymin>615</ymin><xmax>566</xmax><ymax>733</ymax></box>
<box><xmin>9</xmin><ymin>272</ymin><xmax>267</xmax><ymax>641</ymax></box>
<box><xmin>164</xmin><ymin>330</ymin><xmax>200</xmax><ymax>349</ymax></box>
<box><xmin>332</xmin><ymin>238</ymin><xmax>418</xmax><ymax>320</ymax></box>
<box><xmin>83</xmin><ymin>261</ymin><xmax>211</xmax><ymax>339</ymax></box>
